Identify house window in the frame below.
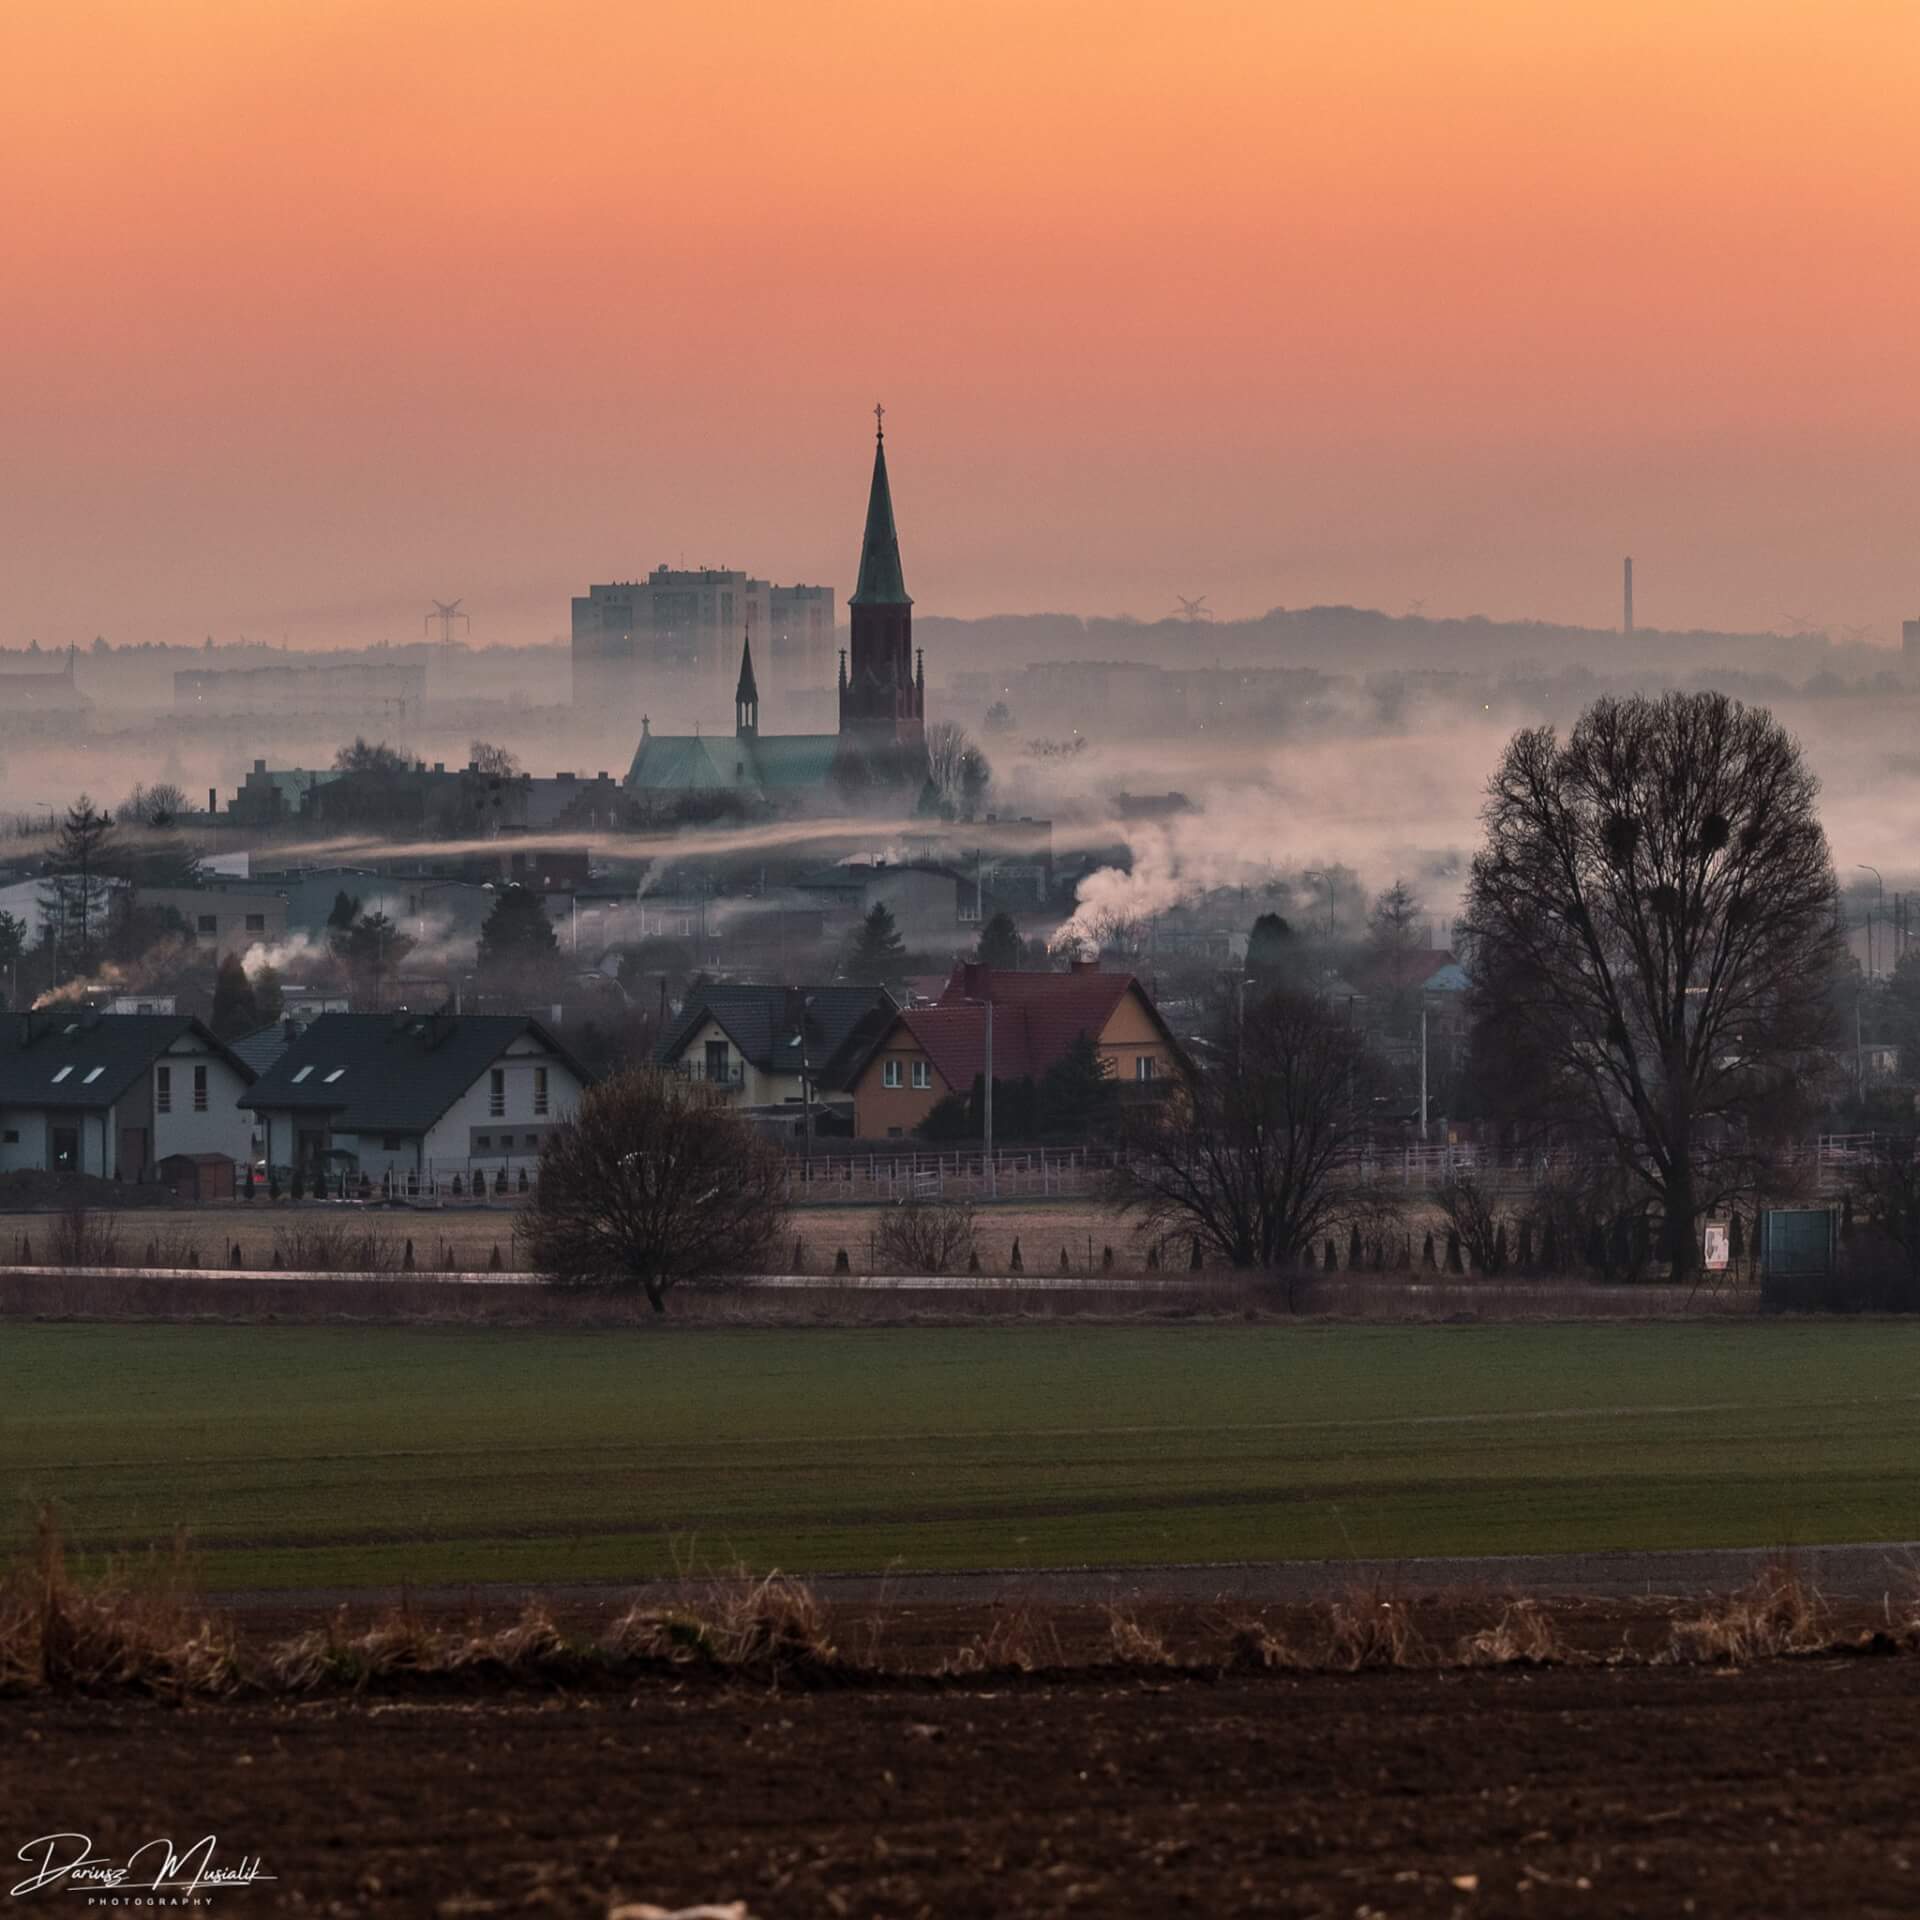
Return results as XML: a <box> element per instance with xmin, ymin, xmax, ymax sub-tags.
<box><xmin>704</xmin><ymin>1040</ymin><xmax>728</xmax><ymax>1083</ymax></box>
<box><xmin>476</xmin><ymin>1134</ymin><xmax>491</xmax><ymax>1150</ymax></box>
<box><xmin>156</xmin><ymin>1067</ymin><xmax>171</xmax><ymax>1113</ymax></box>
<box><xmin>533</xmin><ymin>1066</ymin><xmax>549</xmax><ymax>1116</ymax></box>
<box><xmin>383</xmin><ymin>1135</ymin><xmax>403</xmax><ymax>1151</ymax></box>
<box><xmin>197</xmin><ymin>914</ymin><xmax>217</xmax><ymax>936</ymax></box>
<box><xmin>51</xmin><ymin>1066</ymin><xmax>72</xmax><ymax>1084</ymax></box>
<box><xmin>245</xmin><ymin>913</ymin><xmax>266</xmax><ymax>932</ymax></box>
<box><xmin>1</xmin><ymin>1131</ymin><xmax>15</xmax><ymax>1145</ymax></box>
<box><xmin>323</xmin><ymin>1068</ymin><xmax>345</xmax><ymax>1083</ymax></box>
<box><xmin>911</xmin><ymin>1060</ymin><xmax>931</xmax><ymax>1089</ymax></box>
<box><xmin>82</xmin><ymin>1066</ymin><xmax>104</xmax><ymax>1084</ymax></box>
<box><xmin>489</xmin><ymin>1067</ymin><xmax>505</xmax><ymax>1117</ymax></box>
<box><xmin>193</xmin><ymin>1065</ymin><xmax>208</xmax><ymax>1112</ymax></box>
<box><xmin>883</xmin><ymin>1059</ymin><xmax>901</xmax><ymax>1089</ymax></box>
<box><xmin>291</xmin><ymin>1066</ymin><xmax>314</xmax><ymax>1084</ymax></box>
<box><xmin>525</xmin><ymin>1134</ymin><xmax>539</xmax><ymax>1148</ymax></box>
<box><xmin>1135</xmin><ymin>1057</ymin><xmax>1155</xmax><ymax>1082</ymax></box>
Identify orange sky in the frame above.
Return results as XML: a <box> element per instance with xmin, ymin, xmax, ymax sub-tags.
<box><xmin>2</xmin><ymin>0</ymin><xmax>1917</xmax><ymax>644</ymax></box>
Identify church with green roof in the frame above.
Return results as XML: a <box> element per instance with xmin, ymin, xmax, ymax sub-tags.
<box><xmin>623</xmin><ymin>412</ymin><xmax>935</xmax><ymax>814</ymax></box>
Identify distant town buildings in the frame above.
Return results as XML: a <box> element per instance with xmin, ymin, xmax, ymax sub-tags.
<box><xmin>175</xmin><ymin>660</ymin><xmax>426</xmax><ymax>728</ymax></box>
<box><xmin>0</xmin><ymin>646</ymin><xmax>90</xmax><ymax>737</ymax></box>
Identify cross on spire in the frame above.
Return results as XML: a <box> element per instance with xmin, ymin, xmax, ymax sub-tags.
<box><xmin>873</xmin><ymin>401</ymin><xmax>885</xmax><ymax>441</ymax></box>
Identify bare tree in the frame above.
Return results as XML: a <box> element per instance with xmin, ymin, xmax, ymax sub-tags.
<box><xmin>1434</xmin><ymin>1175</ymin><xmax>1505</xmax><ymax>1275</ymax></box>
<box><xmin>1853</xmin><ymin>1133</ymin><xmax>1920</xmax><ymax>1288</ymax></box>
<box><xmin>469</xmin><ymin>740</ymin><xmax>520</xmax><ymax>777</ymax></box>
<box><xmin>925</xmin><ymin>720</ymin><xmax>991</xmax><ymax>817</ymax></box>
<box><xmin>1116</xmin><ymin>988</ymin><xmax>1369</xmax><ymax>1294</ymax></box>
<box><xmin>516</xmin><ymin>1070</ymin><xmax>789</xmax><ymax>1310</ymax></box>
<box><xmin>874</xmin><ymin>1196</ymin><xmax>976</xmax><ymax>1275</ymax></box>
<box><xmin>1464</xmin><ymin>692</ymin><xmax>1842</xmax><ymax>1280</ymax></box>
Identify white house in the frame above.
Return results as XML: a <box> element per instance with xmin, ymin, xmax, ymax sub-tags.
<box><xmin>239</xmin><ymin>1012</ymin><xmax>591</xmax><ymax>1186</ymax></box>
<box><xmin>0</xmin><ymin>1011</ymin><xmax>256</xmax><ymax>1179</ymax></box>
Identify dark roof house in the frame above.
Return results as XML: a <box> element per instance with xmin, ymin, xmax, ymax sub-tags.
<box><xmin>657</xmin><ymin>985</ymin><xmax>896</xmax><ymax>1090</ymax></box>
<box><xmin>240</xmin><ymin>1013</ymin><xmax>591</xmax><ymax>1136</ymax></box>
<box><xmin>0</xmin><ymin>1011</ymin><xmax>252</xmax><ymax>1111</ymax></box>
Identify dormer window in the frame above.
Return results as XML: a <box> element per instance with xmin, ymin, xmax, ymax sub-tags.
<box><xmin>323</xmin><ymin>1068</ymin><xmax>346</xmax><ymax>1083</ymax></box>
<box><xmin>51</xmin><ymin>1066</ymin><xmax>73</xmax><ymax>1083</ymax></box>
<box><xmin>82</xmin><ymin>1067</ymin><xmax>104</xmax><ymax>1084</ymax></box>
<box><xmin>291</xmin><ymin>1066</ymin><xmax>314</xmax><ymax>1083</ymax></box>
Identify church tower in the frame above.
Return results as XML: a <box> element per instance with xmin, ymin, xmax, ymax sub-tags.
<box><xmin>838</xmin><ymin>406</ymin><xmax>924</xmax><ymax>746</ymax></box>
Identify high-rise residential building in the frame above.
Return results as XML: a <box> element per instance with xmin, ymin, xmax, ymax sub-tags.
<box><xmin>570</xmin><ymin>568</ymin><xmax>834</xmax><ymax>712</ymax></box>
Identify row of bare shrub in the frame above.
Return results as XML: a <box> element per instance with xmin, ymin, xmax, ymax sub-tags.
<box><xmin>0</xmin><ymin>1522</ymin><xmax>1885</xmax><ymax>1700</ymax></box>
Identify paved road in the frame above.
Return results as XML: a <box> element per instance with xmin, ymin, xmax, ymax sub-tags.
<box><xmin>209</xmin><ymin>1540</ymin><xmax>1920</xmax><ymax>1614</ymax></box>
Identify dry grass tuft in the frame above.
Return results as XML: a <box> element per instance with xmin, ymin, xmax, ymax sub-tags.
<box><xmin>1665</xmin><ymin>1560</ymin><xmax>1828</xmax><ymax>1665</ymax></box>
<box><xmin>1320</xmin><ymin>1588</ymin><xmax>1429</xmax><ymax>1671</ymax></box>
<box><xmin>607</xmin><ymin>1572</ymin><xmax>838</xmax><ymax>1678</ymax></box>
<box><xmin>0</xmin><ymin>1510</ymin><xmax>237</xmax><ymax>1697</ymax></box>
<box><xmin>1103</xmin><ymin>1606</ymin><xmax>1175</xmax><ymax>1667</ymax></box>
<box><xmin>943</xmin><ymin>1606</ymin><xmax>1065</xmax><ymax>1676</ymax></box>
<box><xmin>1223</xmin><ymin>1617</ymin><xmax>1302</xmax><ymax>1671</ymax></box>
<box><xmin>1457</xmin><ymin>1600</ymin><xmax>1566</xmax><ymax>1667</ymax></box>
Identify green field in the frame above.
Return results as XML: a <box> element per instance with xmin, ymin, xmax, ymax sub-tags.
<box><xmin>6</xmin><ymin>1322</ymin><xmax>1920</xmax><ymax>1590</ymax></box>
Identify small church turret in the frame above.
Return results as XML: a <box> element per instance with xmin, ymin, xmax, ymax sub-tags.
<box><xmin>734</xmin><ymin>627</ymin><xmax>759</xmax><ymax>740</ymax></box>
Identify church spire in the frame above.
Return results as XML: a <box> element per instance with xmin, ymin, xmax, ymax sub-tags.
<box><xmin>849</xmin><ymin>405</ymin><xmax>911</xmax><ymax>607</ymax></box>
<box><xmin>734</xmin><ymin>626</ymin><xmax>758</xmax><ymax>739</ymax></box>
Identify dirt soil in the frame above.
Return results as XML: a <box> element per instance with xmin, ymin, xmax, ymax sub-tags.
<box><xmin>5</xmin><ymin>1602</ymin><xmax>1918</xmax><ymax>1917</ymax></box>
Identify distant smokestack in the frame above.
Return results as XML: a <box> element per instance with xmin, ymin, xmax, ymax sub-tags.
<box><xmin>1623</xmin><ymin>557</ymin><xmax>1634</xmax><ymax>635</ymax></box>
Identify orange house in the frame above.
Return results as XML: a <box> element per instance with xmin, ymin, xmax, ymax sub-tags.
<box><xmin>845</xmin><ymin>959</ymin><xmax>1181</xmax><ymax>1139</ymax></box>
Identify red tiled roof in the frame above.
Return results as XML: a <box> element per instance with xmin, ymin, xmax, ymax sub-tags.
<box><xmin>855</xmin><ymin>961</ymin><xmax>1163</xmax><ymax>1095</ymax></box>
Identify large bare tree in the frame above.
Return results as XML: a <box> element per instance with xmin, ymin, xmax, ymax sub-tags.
<box><xmin>1463</xmin><ymin>691</ymin><xmax>1842</xmax><ymax>1278</ymax></box>
<box><xmin>1117</xmin><ymin>988</ymin><xmax>1370</xmax><ymax>1288</ymax></box>
<box><xmin>515</xmin><ymin>1069</ymin><xmax>789</xmax><ymax>1309</ymax></box>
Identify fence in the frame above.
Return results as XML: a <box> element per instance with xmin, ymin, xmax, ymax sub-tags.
<box><xmin>193</xmin><ymin>1132</ymin><xmax>1902</xmax><ymax>1213</ymax></box>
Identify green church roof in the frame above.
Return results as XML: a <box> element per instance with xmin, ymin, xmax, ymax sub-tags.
<box><xmin>849</xmin><ymin>426</ymin><xmax>911</xmax><ymax>608</ymax></box>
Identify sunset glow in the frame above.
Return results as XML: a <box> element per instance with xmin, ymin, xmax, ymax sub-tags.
<box><xmin>3</xmin><ymin>0</ymin><xmax>1916</xmax><ymax>639</ymax></box>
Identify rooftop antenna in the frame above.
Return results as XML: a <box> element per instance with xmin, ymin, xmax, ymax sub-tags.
<box><xmin>425</xmin><ymin>599</ymin><xmax>470</xmax><ymax>647</ymax></box>
<box><xmin>1406</xmin><ymin>597</ymin><xmax>1428</xmax><ymax>618</ymax></box>
<box><xmin>1172</xmin><ymin>594</ymin><xmax>1213</xmax><ymax>622</ymax></box>
<box><xmin>1623</xmin><ymin>557</ymin><xmax>1634</xmax><ymax>635</ymax></box>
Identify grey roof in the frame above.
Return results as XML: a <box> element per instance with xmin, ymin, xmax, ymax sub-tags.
<box><xmin>239</xmin><ymin>1012</ymin><xmax>590</xmax><ymax>1135</ymax></box>
<box><xmin>230</xmin><ymin>1021</ymin><xmax>299</xmax><ymax>1077</ymax></box>
<box><xmin>658</xmin><ymin>985</ymin><xmax>895</xmax><ymax>1084</ymax></box>
<box><xmin>625</xmin><ymin>729</ymin><xmax>843</xmax><ymax>796</ymax></box>
<box><xmin>0</xmin><ymin>1012</ymin><xmax>253</xmax><ymax>1110</ymax></box>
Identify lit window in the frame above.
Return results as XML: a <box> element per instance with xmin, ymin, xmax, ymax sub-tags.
<box><xmin>82</xmin><ymin>1066</ymin><xmax>104</xmax><ymax>1084</ymax></box>
<box><xmin>911</xmin><ymin>1060</ymin><xmax>931</xmax><ymax>1089</ymax></box>
<box><xmin>51</xmin><ymin>1067</ymin><xmax>72</xmax><ymax>1083</ymax></box>
<box><xmin>291</xmin><ymin>1066</ymin><xmax>313</xmax><ymax>1083</ymax></box>
<box><xmin>194</xmin><ymin>1065</ymin><xmax>208</xmax><ymax>1112</ymax></box>
<box><xmin>882</xmin><ymin>1059</ymin><xmax>901</xmax><ymax>1088</ymax></box>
